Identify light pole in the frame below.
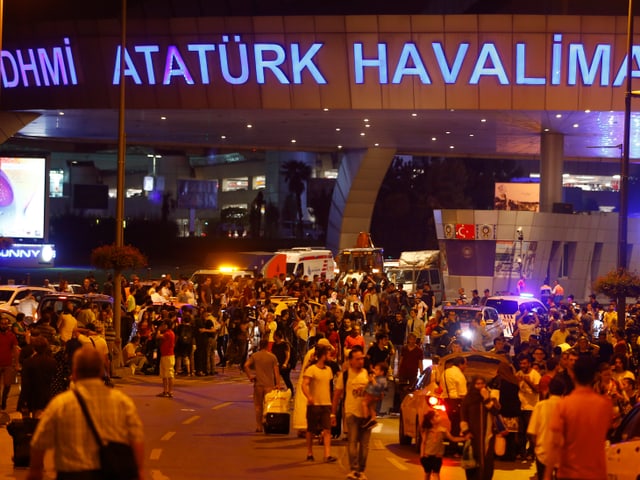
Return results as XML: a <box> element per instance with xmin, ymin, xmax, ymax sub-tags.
<box><xmin>113</xmin><ymin>0</ymin><xmax>127</xmax><ymax>342</ymax></box>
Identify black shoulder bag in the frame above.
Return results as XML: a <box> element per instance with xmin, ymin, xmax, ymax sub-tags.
<box><xmin>73</xmin><ymin>390</ymin><xmax>139</xmax><ymax>480</ymax></box>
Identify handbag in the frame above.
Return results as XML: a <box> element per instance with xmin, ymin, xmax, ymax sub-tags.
<box><xmin>73</xmin><ymin>390</ymin><xmax>139</xmax><ymax>480</ymax></box>
<box><xmin>461</xmin><ymin>439</ymin><xmax>478</xmax><ymax>469</ymax></box>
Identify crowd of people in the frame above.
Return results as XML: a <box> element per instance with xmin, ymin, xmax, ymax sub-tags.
<box><xmin>4</xmin><ymin>270</ymin><xmax>640</xmax><ymax>480</ymax></box>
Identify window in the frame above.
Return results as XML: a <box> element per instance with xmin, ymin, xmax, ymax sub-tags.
<box><xmin>221</xmin><ymin>177</ymin><xmax>249</xmax><ymax>192</ymax></box>
<box><xmin>252</xmin><ymin>175</ymin><xmax>265</xmax><ymax>190</ymax></box>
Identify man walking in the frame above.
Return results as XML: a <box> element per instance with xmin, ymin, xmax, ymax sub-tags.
<box><xmin>543</xmin><ymin>357</ymin><xmax>612</xmax><ymax>480</ymax></box>
<box><xmin>27</xmin><ymin>346</ymin><xmax>145</xmax><ymax>480</ymax></box>
<box><xmin>332</xmin><ymin>345</ymin><xmax>372</xmax><ymax>480</ymax></box>
<box><xmin>244</xmin><ymin>338</ymin><xmax>281</xmax><ymax>433</ymax></box>
<box><xmin>302</xmin><ymin>344</ymin><xmax>337</xmax><ymax>463</ymax></box>
<box><xmin>0</xmin><ymin>316</ymin><xmax>18</xmax><ymax>411</ymax></box>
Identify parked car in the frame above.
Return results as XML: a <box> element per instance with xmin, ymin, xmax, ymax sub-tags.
<box><xmin>606</xmin><ymin>401</ymin><xmax>640</xmax><ymax>480</ymax></box>
<box><xmin>442</xmin><ymin>305</ymin><xmax>504</xmax><ymax>350</ymax></box>
<box><xmin>0</xmin><ymin>285</ymin><xmax>55</xmax><ymax>315</ymax></box>
<box><xmin>484</xmin><ymin>294</ymin><xmax>548</xmax><ymax>336</ymax></box>
<box><xmin>36</xmin><ymin>293</ymin><xmax>115</xmax><ymax>322</ymax></box>
<box><xmin>398</xmin><ymin>352</ymin><xmax>518</xmax><ymax>451</ymax></box>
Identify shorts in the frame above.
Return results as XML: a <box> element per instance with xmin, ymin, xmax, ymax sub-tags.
<box><xmin>420</xmin><ymin>455</ymin><xmax>443</xmax><ymax>473</ymax></box>
<box><xmin>159</xmin><ymin>355</ymin><xmax>175</xmax><ymax>379</ymax></box>
<box><xmin>306</xmin><ymin>405</ymin><xmax>331</xmax><ymax>434</ymax></box>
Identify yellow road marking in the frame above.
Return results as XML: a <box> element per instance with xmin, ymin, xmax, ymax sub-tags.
<box><xmin>182</xmin><ymin>415</ymin><xmax>201</xmax><ymax>425</ymax></box>
<box><xmin>386</xmin><ymin>457</ymin><xmax>409</xmax><ymax>471</ymax></box>
<box><xmin>212</xmin><ymin>401</ymin><xmax>233</xmax><ymax>410</ymax></box>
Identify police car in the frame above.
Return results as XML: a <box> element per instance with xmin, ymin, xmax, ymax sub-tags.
<box><xmin>606</xmin><ymin>401</ymin><xmax>640</xmax><ymax>480</ymax></box>
<box><xmin>484</xmin><ymin>294</ymin><xmax>548</xmax><ymax>337</ymax></box>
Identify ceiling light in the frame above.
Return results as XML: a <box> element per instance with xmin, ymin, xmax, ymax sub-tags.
<box><xmin>480</xmin><ymin>118</ymin><xmax>487</xmax><ymax>123</ymax></box>
<box><xmin>323</xmin><ymin>108</ymin><xmax>329</xmax><ymax>112</ymax></box>
<box><xmin>469</xmin><ymin>133</ymin><xmax>474</xmax><ymax>137</ymax></box>
<box><xmin>449</xmin><ymin>145</ymin><xmax>455</xmax><ymax>149</ymax></box>
<box><xmin>360</xmin><ymin>132</ymin><xmax>365</xmax><ymax>136</ymax></box>
<box><xmin>445</xmin><ymin>131</ymin><xmax>451</xmax><ymax>135</ymax></box>
<box><xmin>573</xmin><ymin>123</ymin><xmax>579</xmax><ymax>128</ymax></box>
<box><xmin>58</xmin><ymin>111</ymin><xmax>65</xmax><ymax>116</ymax></box>
<box><xmin>336</xmin><ymin>128</ymin><xmax>341</xmax><ymax>131</ymax></box>
<box><xmin>411</xmin><ymin>113</ymin><xmax>418</xmax><ymax>117</ymax></box>
<box><xmin>450</xmin><ymin>109</ymin><xmax>455</xmax><ymax>112</ymax></box>
<box><xmin>374</xmin><ymin>143</ymin><xmax>379</xmax><ymax>147</ymax></box>
<box><xmin>555</xmin><ymin>114</ymin><xmax>562</xmax><ymax>118</ymax></box>
<box><xmin>220</xmin><ymin>135</ymin><xmax>226</xmax><ymax>139</ymax></box>
<box><xmin>291</xmin><ymin>139</ymin><xmax>297</xmax><ymax>143</ymax></box>
<box><xmin>585</xmin><ymin>109</ymin><xmax>591</xmax><ymax>113</ymax></box>
<box><xmin>160</xmin><ymin>116</ymin><xmax>167</xmax><ymax>120</ymax></box>
<box><xmin>246</xmin><ymin>124</ymin><xmax>252</xmax><ymax>128</ymax></box>
<box><xmin>365</xmin><ymin>124</ymin><xmax>371</xmax><ymax>128</ymax></box>
<box><xmin>364</xmin><ymin>118</ymin><xmax>369</xmax><ymax>122</ymax></box>
<box><xmin>543</xmin><ymin>128</ymin><xmax>550</xmax><ymax>132</ymax></box>
<box><xmin>431</xmin><ymin>137</ymin><xmax>437</xmax><ymax>141</ymax></box>
<box><xmin>337</xmin><ymin>145</ymin><xmax>342</xmax><ymax>149</ymax></box>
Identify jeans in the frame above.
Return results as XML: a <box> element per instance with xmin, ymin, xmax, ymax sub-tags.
<box><xmin>206</xmin><ymin>337</ymin><xmax>217</xmax><ymax>373</ymax></box>
<box><xmin>346</xmin><ymin>414</ymin><xmax>372</xmax><ymax>473</ymax></box>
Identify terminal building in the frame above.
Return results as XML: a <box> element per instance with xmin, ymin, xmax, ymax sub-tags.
<box><xmin>0</xmin><ymin>1</ymin><xmax>639</xmax><ymax>298</ymax></box>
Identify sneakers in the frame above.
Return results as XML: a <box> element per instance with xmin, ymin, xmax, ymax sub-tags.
<box><xmin>324</xmin><ymin>456</ymin><xmax>337</xmax><ymax>463</ymax></box>
<box><xmin>362</xmin><ymin>418</ymin><xmax>378</xmax><ymax>429</ymax></box>
<box><xmin>359</xmin><ymin>473</ymin><xmax>368</xmax><ymax>480</ymax></box>
<box><xmin>156</xmin><ymin>392</ymin><xmax>173</xmax><ymax>398</ymax></box>
<box><xmin>306</xmin><ymin>455</ymin><xmax>314</xmax><ymax>461</ymax></box>
<box><xmin>346</xmin><ymin>472</ymin><xmax>360</xmax><ymax>479</ymax></box>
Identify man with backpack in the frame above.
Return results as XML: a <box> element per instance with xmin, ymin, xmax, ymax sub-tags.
<box><xmin>332</xmin><ymin>345</ymin><xmax>372</xmax><ymax>480</ymax></box>
<box><xmin>175</xmin><ymin>312</ymin><xmax>195</xmax><ymax>376</ymax></box>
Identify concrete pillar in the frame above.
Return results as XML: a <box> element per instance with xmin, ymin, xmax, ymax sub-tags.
<box><xmin>540</xmin><ymin>132</ymin><xmax>564</xmax><ymax>213</ymax></box>
<box><xmin>326</xmin><ymin>148</ymin><xmax>396</xmax><ymax>254</ymax></box>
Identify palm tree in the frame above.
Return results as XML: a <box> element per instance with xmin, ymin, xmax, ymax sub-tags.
<box><xmin>280</xmin><ymin>160</ymin><xmax>312</xmax><ymax>237</ymax></box>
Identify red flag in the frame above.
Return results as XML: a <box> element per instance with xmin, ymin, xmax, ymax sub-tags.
<box><xmin>455</xmin><ymin>224</ymin><xmax>476</xmax><ymax>240</ymax></box>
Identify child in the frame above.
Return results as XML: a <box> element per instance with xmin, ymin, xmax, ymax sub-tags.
<box><xmin>361</xmin><ymin>362</ymin><xmax>388</xmax><ymax>429</ymax></box>
<box><xmin>420</xmin><ymin>410</ymin><xmax>465</xmax><ymax>480</ymax></box>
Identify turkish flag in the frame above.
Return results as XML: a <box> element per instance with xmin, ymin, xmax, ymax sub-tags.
<box><xmin>455</xmin><ymin>224</ymin><xmax>476</xmax><ymax>240</ymax></box>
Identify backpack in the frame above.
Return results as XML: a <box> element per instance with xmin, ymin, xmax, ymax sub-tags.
<box><xmin>179</xmin><ymin>324</ymin><xmax>194</xmax><ymax>345</ymax></box>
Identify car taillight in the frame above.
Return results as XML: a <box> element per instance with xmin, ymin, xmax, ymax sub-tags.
<box><xmin>428</xmin><ymin>396</ymin><xmax>446</xmax><ymax>412</ymax></box>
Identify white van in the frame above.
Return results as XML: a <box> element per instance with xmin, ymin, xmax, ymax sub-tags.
<box><xmin>276</xmin><ymin>247</ymin><xmax>336</xmax><ymax>280</ymax></box>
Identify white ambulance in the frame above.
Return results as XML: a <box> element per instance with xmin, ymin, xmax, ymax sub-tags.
<box><xmin>276</xmin><ymin>247</ymin><xmax>336</xmax><ymax>281</ymax></box>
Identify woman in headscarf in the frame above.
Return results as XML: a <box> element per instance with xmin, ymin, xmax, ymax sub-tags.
<box><xmin>460</xmin><ymin>375</ymin><xmax>501</xmax><ymax>480</ymax></box>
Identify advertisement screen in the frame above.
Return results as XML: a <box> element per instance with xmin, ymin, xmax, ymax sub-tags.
<box><xmin>0</xmin><ymin>156</ymin><xmax>46</xmax><ymax>239</ymax></box>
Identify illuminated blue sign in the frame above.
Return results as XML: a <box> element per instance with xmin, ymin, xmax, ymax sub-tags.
<box><xmin>0</xmin><ymin>244</ymin><xmax>56</xmax><ymax>267</ymax></box>
<box><xmin>2</xmin><ymin>33</ymin><xmax>640</xmax><ymax>89</ymax></box>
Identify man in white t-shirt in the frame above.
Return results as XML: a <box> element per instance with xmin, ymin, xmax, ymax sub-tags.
<box><xmin>517</xmin><ymin>354</ymin><xmax>541</xmax><ymax>461</ymax></box>
<box><xmin>302</xmin><ymin>344</ymin><xmax>337</xmax><ymax>463</ymax></box>
<box><xmin>527</xmin><ymin>378</ymin><xmax>564</xmax><ymax>480</ymax></box>
<box><xmin>332</xmin><ymin>346</ymin><xmax>371</xmax><ymax>480</ymax></box>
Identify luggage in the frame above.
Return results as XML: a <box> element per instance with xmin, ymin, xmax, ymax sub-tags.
<box><xmin>7</xmin><ymin>418</ymin><xmax>39</xmax><ymax>467</ymax></box>
<box><xmin>264</xmin><ymin>388</ymin><xmax>291</xmax><ymax>414</ymax></box>
<box><xmin>264</xmin><ymin>412</ymin><xmax>290</xmax><ymax>434</ymax></box>
<box><xmin>263</xmin><ymin>389</ymin><xmax>291</xmax><ymax>434</ymax></box>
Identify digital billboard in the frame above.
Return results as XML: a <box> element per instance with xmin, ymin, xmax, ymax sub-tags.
<box><xmin>0</xmin><ymin>156</ymin><xmax>46</xmax><ymax>239</ymax></box>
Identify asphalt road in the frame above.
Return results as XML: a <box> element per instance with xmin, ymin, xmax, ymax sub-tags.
<box><xmin>0</xmin><ymin>367</ymin><xmax>537</xmax><ymax>480</ymax></box>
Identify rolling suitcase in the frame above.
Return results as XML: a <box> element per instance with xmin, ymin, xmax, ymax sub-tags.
<box><xmin>7</xmin><ymin>418</ymin><xmax>39</xmax><ymax>467</ymax></box>
<box><xmin>263</xmin><ymin>389</ymin><xmax>291</xmax><ymax>434</ymax></box>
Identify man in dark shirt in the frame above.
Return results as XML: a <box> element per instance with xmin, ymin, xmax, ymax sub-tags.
<box><xmin>366</xmin><ymin>332</ymin><xmax>393</xmax><ymax>370</ymax></box>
